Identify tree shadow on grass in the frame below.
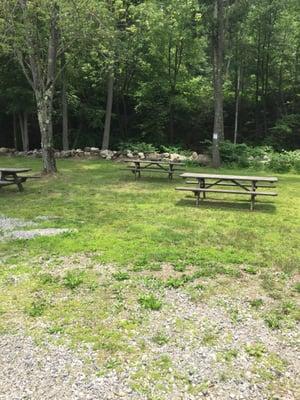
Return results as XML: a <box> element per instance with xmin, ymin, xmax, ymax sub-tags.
<box><xmin>175</xmin><ymin>196</ymin><xmax>277</xmax><ymax>214</ymax></box>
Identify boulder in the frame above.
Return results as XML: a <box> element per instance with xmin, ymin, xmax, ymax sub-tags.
<box><xmin>90</xmin><ymin>147</ymin><xmax>100</xmax><ymax>153</ymax></box>
<box><xmin>197</xmin><ymin>154</ymin><xmax>211</xmax><ymax>166</ymax></box>
<box><xmin>0</xmin><ymin>147</ymin><xmax>9</xmax><ymax>153</ymax></box>
<box><xmin>147</xmin><ymin>152</ymin><xmax>161</xmax><ymax>161</ymax></box>
<box><xmin>126</xmin><ymin>150</ymin><xmax>134</xmax><ymax>159</ymax></box>
<box><xmin>137</xmin><ymin>152</ymin><xmax>145</xmax><ymax>159</ymax></box>
<box><xmin>170</xmin><ymin>153</ymin><xmax>187</xmax><ymax>162</ymax></box>
<box><xmin>191</xmin><ymin>151</ymin><xmax>198</xmax><ymax>161</ymax></box>
<box><xmin>100</xmin><ymin>149</ymin><xmax>114</xmax><ymax>159</ymax></box>
<box><xmin>84</xmin><ymin>147</ymin><xmax>91</xmax><ymax>152</ymax></box>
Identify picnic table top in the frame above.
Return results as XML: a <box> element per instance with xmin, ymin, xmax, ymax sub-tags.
<box><xmin>180</xmin><ymin>172</ymin><xmax>278</xmax><ymax>182</ymax></box>
<box><xmin>0</xmin><ymin>168</ymin><xmax>31</xmax><ymax>173</ymax></box>
<box><xmin>124</xmin><ymin>159</ymin><xmax>184</xmax><ymax>165</ymax></box>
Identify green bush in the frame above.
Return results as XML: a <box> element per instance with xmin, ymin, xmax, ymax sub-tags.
<box><xmin>219</xmin><ymin>141</ymin><xmax>251</xmax><ymax>167</ymax></box>
<box><xmin>268</xmin><ymin>153</ymin><xmax>292</xmax><ymax>173</ymax></box>
<box><xmin>118</xmin><ymin>141</ymin><xmax>157</xmax><ymax>153</ymax></box>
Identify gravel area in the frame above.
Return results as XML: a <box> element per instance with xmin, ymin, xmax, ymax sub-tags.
<box><xmin>0</xmin><ymin>289</ymin><xmax>298</xmax><ymax>399</ymax></box>
<box><xmin>0</xmin><ymin>215</ymin><xmax>73</xmax><ymax>241</ymax></box>
<box><xmin>0</xmin><ymin>334</ymin><xmax>136</xmax><ymax>400</ymax></box>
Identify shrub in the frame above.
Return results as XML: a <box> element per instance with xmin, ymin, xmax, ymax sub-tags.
<box><xmin>219</xmin><ymin>140</ymin><xmax>251</xmax><ymax>167</ymax></box>
<box><xmin>118</xmin><ymin>141</ymin><xmax>157</xmax><ymax>153</ymax></box>
<box><xmin>268</xmin><ymin>153</ymin><xmax>292</xmax><ymax>173</ymax></box>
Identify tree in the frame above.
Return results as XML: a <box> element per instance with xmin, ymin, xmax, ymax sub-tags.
<box><xmin>1</xmin><ymin>0</ymin><xmax>94</xmax><ymax>172</ymax></box>
<box><xmin>211</xmin><ymin>0</ymin><xmax>225</xmax><ymax>167</ymax></box>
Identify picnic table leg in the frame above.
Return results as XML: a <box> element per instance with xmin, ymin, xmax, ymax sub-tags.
<box><xmin>250</xmin><ymin>180</ymin><xmax>257</xmax><ymax>210</ymax></box>
<box><xmin>3</xmin><ymin>172</ymin><xmax>24</xmax><ymax>192</ymax></box>
<box><xmin>195</xmin><ymin>191</ymin><xmax>200</xmax><ymax>206</ymax></box>
<box><xmin>168</xmin><ymin>164</ymin><xmax>174</xmax><ymax>180</ymax></box>
<box><xmin>199</xmin><ymin>178</ymin><xmax>206</xmax><ymax>199</ymax></box>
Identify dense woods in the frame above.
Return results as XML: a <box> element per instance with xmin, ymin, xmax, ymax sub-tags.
<box><xmin>0</xmin><ymin>0</ymin><xmax>300</xmax><ymax>172</ymax></box>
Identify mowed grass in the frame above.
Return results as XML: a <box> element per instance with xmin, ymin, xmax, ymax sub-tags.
<box><xmin>1</xmin><ymin>157</ymin><xmax>299</xmax><ymax>270</ymax></box>
<box><xmin>0</xmin><ymin>157</ymin><xmax>299</xmax><ymax>387</ymax></box>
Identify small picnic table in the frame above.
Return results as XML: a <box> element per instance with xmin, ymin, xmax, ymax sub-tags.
<box><xmin>124</xmin><ymin>159</ymin><xmax>185</xmax><ymax>180</ymax></box>
<box><xmin>176</xmin><ymin>172</ymin><xmax>278</xmax><ymax>210</ymax></box>
<box><xmin>0</xmin><ymin>168</ymin><xmax>32</xmax><ymax>192</ymax></box>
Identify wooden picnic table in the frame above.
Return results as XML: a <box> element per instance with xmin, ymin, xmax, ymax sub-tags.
<box><xmin>176</xmin><ymin>172</ymin><xmax>278</xmax><ymax>210</ymax></box>
<box><xmin>124</xmin><ymin>159</ymin><xmax>185</xmax><ymax>180</ymax></box>
<box><xmin>0</xmin><ymin>168</ymin><xmax>32</xmax><ymax>192</ymax></box>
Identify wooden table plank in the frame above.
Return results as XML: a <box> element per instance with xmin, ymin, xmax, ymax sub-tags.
<box><xmin>0</xmin><ymin>168</ymin><xmax>31</xmax><ymax>173</ymax></box>
<box><xmin>180</xmin><ymin>172</ymin><xmax>278</xmax><ymax>182</ymax></box>
<box><xmin>124</xmin><ymin>159</ymin><xmax>184</xmax><ymax>165</ymax></box>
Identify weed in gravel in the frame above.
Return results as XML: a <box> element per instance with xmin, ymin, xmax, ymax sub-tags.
<box><xmin>261</xmin><ymin>273</ymin><xmax>283</xmax><ymax>300</ymax></box>
<box><xmin>148</xmin><ymin>264</ymin><xmax>162</xmax><ymax>272</ymax></box>
<box><xmin>264</xmin><ymin>311</ymin><xmax>282</xmax><ymax>330</ymax></box>
<box><xmin>139</xmin><ymin>294</ymin><xmax>162</xmax><ymax>311</ymax></box>
<box><xmin>173</xmin><ymin>263</ymin><xmax>186</xmax><ymax>272</ymax></box>
<box><xmin>243</xmin><ymin>265</ymin><xmax>258</xmax><ymax>275</ymax></box>
<box><xmin>245</xmin><ymin>343</ymin><xmax>267</xmax><ymax>359</ymax></box>
<box><xmin>165</xmin><ymin>277</ymin><xmax>186</xmax><ymax>288</ymax></box>
<box><xmin>219</xmin><ymin>348</ymin><xmax>238</xmax><ymax>362</ymax></box>
<box><xmin>152</xmin><ymin>332</ymin><xmax>169</xmax><ymax>346</ymax></box>
<box><xmin>202</xmin><ymin>328</ymin><xmax>218</xmax><ymax>346</ymax></box>
<box><xmin>249</xmin><ymin>298</ymin><xmax>264</xmax><ymax>308</ymax></box>
<box><xmin>228</xmin><ymin>307</ymin><xmax>241</xmax><ymax>323</ymax></box>
<box><xmin>294</xmin><ymin>282</ymin><xmax>300</xmax><ymax>293</ymax></box>
<box><xmin>25</xmin><ymin>299</ymin><xmax>47</xmax><ymax>317</ymax></box>
<box><xmin>47</xmin><ymin>325</ymin><xmax>65</xmax><ymax>334</ymax></box>
<box><xmin>113</xmin><ymin>272</ymin><xmax>130</xmax><ymax>281</ymax></box>
<box><xmin>63</xmin><ymin>270</ymin><xmax>84</xmax><ymax>290</ymax></box>
<box><xmin>39</xmin><ymin>273</ymin><xmax>59</xmax><ymax>285</ymax></box>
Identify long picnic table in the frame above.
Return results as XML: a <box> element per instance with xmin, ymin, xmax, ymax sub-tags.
<box><xmin>124</xmin><ymin>159</ymin><xmax>185</xmax><ymax>180</ymax></box>
<box><xmin>0</xmin><ymin>168</ymin><xmax>32</xmax><ymax>192</ymax></box>
<box><xmin>176</xmin><ymin>172</ymin><xmax>278</xmax><ymax>210</ymax></box>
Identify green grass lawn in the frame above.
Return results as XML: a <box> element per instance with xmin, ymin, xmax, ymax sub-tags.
<box><xmin>0</xmin><ymin>157</ymin><xmax>299</xmax><ymax>398</ymax></box>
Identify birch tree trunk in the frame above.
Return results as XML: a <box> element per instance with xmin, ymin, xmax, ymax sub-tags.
<box><xmin>212</xmin><ymin>0</ymin><xmax>224</xmax><ymax>168</ymax></box>
<box><xmin>17</xmin><ymin>0</ymin><xmax>58</xmax><ymax>173</ymax></box>
<box><xmin>102</xmin><ymin>73</ymin><xmax>114</xmax><ymax>150</ymax></box>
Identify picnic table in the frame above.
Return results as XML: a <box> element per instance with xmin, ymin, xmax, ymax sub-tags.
<box><xmin>176</xmin><ymin>172</ymin><xmax>278</xmax><ymax>210</ymax></box>
<box><xmin>0</xmin><ymin>168</ymin><xmax>33</xmax><ymax>192</ymax></box>
<box><xmin>124</xmin><ymin>159</ymin><xmax>185</xmax><ymax>180</ymax></box>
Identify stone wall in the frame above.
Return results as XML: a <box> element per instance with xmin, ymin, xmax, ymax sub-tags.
<box><xmin>0</xmin><ymin>147</ymin><xmax>212</xmax><ymax>165</ymax></box>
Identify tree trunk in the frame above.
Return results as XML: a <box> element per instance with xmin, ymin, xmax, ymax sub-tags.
<box><xmin>19</xmin><ymin>112</ymin><xmax>29</xmax><ymax>151</ymax></box>
<box><xmin>212</xmin><ymin>0</ymin><xmax>224</xmax><ymax>168</ymax></box>
<box><xmin>13</xmin><ymin>113</ymin><xmax>18</xmax><ymax>150</ymax></box>
<box><xmin>234</xmin><ymin>66</ymin><xmax>241</xmax><ymax>145</ymax></box>
<box><xmin>36</xmin><ymin>89</ymin><xmax>57</xmax><ymax>173</ymax></box>
<box><xmin>61</xmin><ymin>51</ymin><xmax>69</xmax><ymax>150</ymax></box>
<box><xmin>169</xmin><ymin>97</ymin><xmax>175</xmax><ymax>145</ymax></box>
<box><xmin>102</xmin><ymin>73</ymin><xmax>114</xmax><ymax>150</ymax></box>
